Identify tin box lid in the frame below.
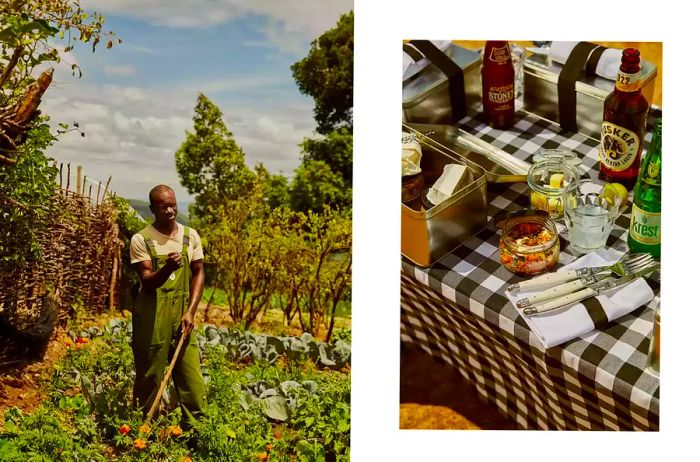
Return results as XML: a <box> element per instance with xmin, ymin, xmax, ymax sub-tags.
<box><xmin>525</xmin><ymin>53</ymin><xmax>657</xmax><ymax>99</ymax></box>
<box><xmin>403</xmin><ymin>44</ymin><xmax>481</xmax><ymax>104</ymax></box>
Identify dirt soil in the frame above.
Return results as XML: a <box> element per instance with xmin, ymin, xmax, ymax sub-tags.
<box><xmin>400</xmin><ymin>344</ymin><xmax>519</xmax><ymax>430</ymax></box>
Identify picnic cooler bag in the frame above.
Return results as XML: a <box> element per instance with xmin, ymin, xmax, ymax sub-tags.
<box><xmin>401</xmin><ymin>125</ymin><xmax>487</xmax><ymax>267</ymax></box>
<box><xmin>402</xmin><ymin>41</ymin><xmax>482</xmax><ymax>125</ymax></box>
<box><xmin>523</xmin><ymin>41</ymin><xmax>657</xmax><ymax>139</ymax></box>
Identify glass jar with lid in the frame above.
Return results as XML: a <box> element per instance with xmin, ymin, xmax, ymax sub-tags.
<box><xmin>495</xmin><ymin>210</ymin><xmax>560</xmax><ymax>276</ymax></box>
<box><xmin>527</xmin><ymin>157</ymin><xmax>580</xmax><ymax>220</ymax></box>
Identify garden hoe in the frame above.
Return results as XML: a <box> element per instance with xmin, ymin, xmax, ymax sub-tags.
<box><xmin>144</xmin><ymin>332</ymin><xmax>187</xmax><ymax>426</ymax></box>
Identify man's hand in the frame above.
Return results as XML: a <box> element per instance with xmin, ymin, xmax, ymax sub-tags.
<box><xmin>180</xmin><ymin>311</ymin><xmax>195</xmax><ymax>337</ymax></box>
<box><xmin>164</xmin><ymin>252</ymin><xmax>183</xmax><ymax>271</ymax></box>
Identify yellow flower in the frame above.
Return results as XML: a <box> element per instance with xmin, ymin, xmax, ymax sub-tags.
<box><xmin>256</xmin><ymin>453</ymin><xmax>268</xmax><ymax>462</ymax></box>
<box><xmin>134</xmin><ymin>438</ymin><xmax>147</xmax><ymax>450</ymax></box>
<box><xmin>138</xmin><ymin>424</ymin><xmax>151</xmax><ymax>434</ymax></box>
<box><xmin>168</xmin><ymin>425</ymin><xmax>183</xmax><ymax>437</ymax></box>
<box><xmin>182</xmin><ymin>457</ymin><xmax>193</xmax><ymax>462</ymax></box>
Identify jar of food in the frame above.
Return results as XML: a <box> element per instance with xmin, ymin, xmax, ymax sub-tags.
<box><xmin>527</xmin><ymin>159</ymin><xmax>580</xmax><ymax>219</ymax></box>
<box><xmin>495</xmin><ymin>210</ymin><xmax>560</xmax><ymax>276</ymax></box>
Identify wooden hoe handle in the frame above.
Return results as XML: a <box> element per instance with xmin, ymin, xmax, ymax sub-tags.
<box><xmin>144</xmin><ymin>333</ymin><xmax>187</xmax><ymax>425</ymax></box>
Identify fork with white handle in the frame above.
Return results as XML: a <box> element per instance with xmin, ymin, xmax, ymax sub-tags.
<box><xmin>516</xmin><ymin>257</ymin><xmax>658</xmax><ymax>308</ymax></box>
<box><xmin>521</xmin><ymin>262</ymin><xmax>660</xmax><ymax>316</ymax></box>
<box><xmin>507</xmin><ymin>252</ymin><xmax>654</xmax><ymax>293</ymax></box>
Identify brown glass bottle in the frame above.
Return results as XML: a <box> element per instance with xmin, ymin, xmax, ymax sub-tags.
<box><xmin>599</xmin><ymin>48</ymin><xmax>649</xmax><ymax>189</ymax></box>
<box><xmin>481</xmin><ymin>41</ymin><xmax>515</xmax><ymax>129</ymax></box>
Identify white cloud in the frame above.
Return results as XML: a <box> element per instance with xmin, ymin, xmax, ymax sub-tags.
<box><xmin>82</xmin><ymin>0</ymin><xmax>352</xmax><ymax>54</ymax></box>
<box><xmin>41</xmin><ymin>79</ymin><xmax>316</xmax><ymax>201</ymax></box>
<box><xmin>102</xmin><ymin>64</ymin><xmax>137</xmax><ymax>76</ymax></box>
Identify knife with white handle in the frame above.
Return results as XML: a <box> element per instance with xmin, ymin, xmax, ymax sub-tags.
<box><xmin>522</xmin><ymin>286</ymin><xmax>598</xmax><ymax>315</ymax></box>
<box><xmin>516</xmin><ymin>274</ymin><xmax>606</xmax><ymax>308</ymax></box>
<box><xmin>507</xmin><ymin>267</ymin><xmax>608</xmax><ymax>292</ymax></box>
<box><xmin>521</xmin><ymin>263</ymin><xmax>658</xmax><ymax>316</ymax></box>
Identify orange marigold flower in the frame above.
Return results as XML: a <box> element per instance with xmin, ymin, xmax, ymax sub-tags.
<box><xmin>266</xmin><ymin>443</ymin><xmax>273</xmax><ymax>452</ymax></box>
<box><xmin>118</xmin><ymin>424</ymin><xmax>131</xmax><ymax>435</ymax></box>
<box><xmin>256</xmin><ymin>453</ymin><xmax>268</xmax><ymax>462</ymax></box>
<box><xmin>273</xmin><ymin>432</ymin><xmax>282</xmax><ymax>440</ymax></box>
<box><xmin>168</xmin><ymin>425</ymin><xmax>183</xmax><ymax>437</ymax></box>
<box><xmin>182</xmin><ymin>457</ymin><xmax>193</xmax><ymax>462</ymax></box>
<box><xmin>76</xmin><ymin>337</ymin><xmax>89</xmax><ymax>344</ymax></box>
<box><xmin>134</xmin><ymin>438</ymin><xmax>147</xmax><ymax>450</ymax></box>
<box><xmin>138</xmin><ymin>424</ymin><xmax>151</xmax><ymax>434</ymax></box>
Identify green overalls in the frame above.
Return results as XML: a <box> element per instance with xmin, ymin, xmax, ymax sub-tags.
<box><xmin>132</xmin><ymin>226</ymin><xmax>205</xmax><ymax>426</ymax></box>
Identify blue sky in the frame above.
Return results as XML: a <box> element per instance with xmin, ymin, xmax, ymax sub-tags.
<box><xmin>41</xmin><ymin>0</ymin><xmax>353</xmax><ymax>202</ymax></box>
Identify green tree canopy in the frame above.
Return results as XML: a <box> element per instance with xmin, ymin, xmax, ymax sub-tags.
<box><xmin>291</xmin><ymin>10</ymin><xmax>353</xmax><ymax>135</ymax></box>
<box><xmin>175</xmin><ymin>93</ymin><xmax>256</xmax><ymax>221</ymax></box>
<box><xmin>289</xmin><ymin>159</ymin><xmax>351</xmax><ymax>214</ymax></box>
<box><xmin>300</xmin><ymin>126</ymin><xmax>352</xmax><ymax>186</ymax></box>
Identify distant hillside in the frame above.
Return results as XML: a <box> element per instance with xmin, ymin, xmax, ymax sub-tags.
<box><xmin>128</xmin><ymin>199</ymin><xmax>191</xmax><ymax>227</ymax></box>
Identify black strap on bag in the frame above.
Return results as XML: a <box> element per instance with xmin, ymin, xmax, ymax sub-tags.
<box><xmin>557</xmin><ymin>41</ymin><xmax>600</xmax><ymax>132</ymax></box>
<box><xmin>409</xmin><ymin>40</ymin><xmax>467</xmax><ymax>123</ymax></box>
<box><xmin>403</xmin><ymin>43</ymin><xmax>424</xmax><ymax>62</ymax></box>
<box><xmin>585</xmin><ymin>45</ymin><xmax>607</xmax><ymax>77</ymax></box>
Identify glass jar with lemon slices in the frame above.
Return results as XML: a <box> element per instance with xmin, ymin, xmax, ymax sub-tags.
<box><xmin>527</xmin><ymin>159</ymin><xmax>580</xmax><ymax>220</ymax></box>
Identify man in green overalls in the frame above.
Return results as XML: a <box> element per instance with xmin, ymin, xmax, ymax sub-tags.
<box><xmin>129</xmin><ymin>184</ymin><xmax>206</xmax><ymax>427</ymax></box>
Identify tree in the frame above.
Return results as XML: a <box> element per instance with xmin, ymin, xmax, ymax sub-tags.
<box><xmin>291</xmin><ymin>11</ymin><xmax>353</xmax><ymax>135</ymax></box>
<box><xmin>1</xmin><ymin>0</ymin><xmax>115</xmax><ymax>270</ymax></box>
<box><xmin>300</xmin><ymin>126</ymin><xmax>352</xmax><ymax>186</ymax></box>
<box><xmin>289</xmin><ymin>159</ymin><xmax>350</xmax><ymax>214</ymax></box>
<box><xmin>175</xmin><ymin>93</ymin><xmax>256</xmax><ymax>222</ymax></box>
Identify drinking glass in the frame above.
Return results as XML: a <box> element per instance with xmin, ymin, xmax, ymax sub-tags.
<box><xmin>562</xmin><ymin>179</ymin><xmax>622</xmax><ymax>253</ymax></box>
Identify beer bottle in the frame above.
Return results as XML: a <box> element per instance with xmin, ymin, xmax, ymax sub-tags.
<box><xmin>599</xmin><ymin>48</ymin><xmax>649</xmax><ymax>189</ymax></box>
<box><xmin>481</xmin><ymin>41</ymin><xmax>515</xmax><ymax>129</ymax></box>
<box><xmin>628</xmin><ymin>118</ymin><xmax>661</xmax><ymax>259</ymax></box>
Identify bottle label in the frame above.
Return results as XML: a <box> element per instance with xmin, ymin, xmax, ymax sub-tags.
<box><xmin>629</xmin><ymin>203</ymin><xmax>661</xmax><ymax>245</ymax></box>
<box><xmin>488</xmin><ymin>44</ymin><xmax>511</xmax><ymax>64</ymax></box>
<box><xmin>615</xmin><ymin>70</ymin><xmax>642</xmax><ymax>92</ymax></box>
<box><xmin>599</xmin><ymin>122</ymin><xmax>641</xmax><ymax>171</ymax></box>
<box><xmin>647</xmin><ymin>162</ymin><xmax>660</xmax><ymax>178</ymax></box>
<box><xmin>487</xmin><ymin>84</ymin><xmax>514</xmax><ymax>104</ymax></box>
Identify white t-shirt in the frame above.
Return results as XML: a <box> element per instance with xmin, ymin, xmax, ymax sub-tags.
<box><xmin>130</xmin><ymin>223</ymin><xmax>204</xmax><ymax>264</ymax></box>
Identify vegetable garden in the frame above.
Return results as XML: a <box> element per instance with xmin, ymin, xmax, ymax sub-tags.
<box><xmin>1</xmin><ymin>2</ymin><xmax>353</xmax><ymax>460</ymax></box>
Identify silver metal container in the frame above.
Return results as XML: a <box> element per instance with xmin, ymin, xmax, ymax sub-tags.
<box><xmin>403</xmin><ymin>122</ymin><xmax>531</xmax><ymax>183</ymax></box>
<box><xmin>524</xmin><ymin>53</ymin><xmax>657</xmax><ymax>139</ymax></box>
<box><xmin>402</xmin><ymin>44</ymin><xmax>482</xmax><ymax>125</ymax></box>
<box><xmin>401</xmin><ymin>125</ymin><xmax>487</xmax><ymax>266</ymax></box>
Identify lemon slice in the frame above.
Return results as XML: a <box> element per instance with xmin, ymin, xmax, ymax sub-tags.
<box><xmin>549</xmin><ymin>173</ymin><xmax>565</xmax><ymax>188</ymax></box>
<box><xmin>600</xmin><ymin>182</ymin><xmax>629</xmax><ymax>209</ymax></box>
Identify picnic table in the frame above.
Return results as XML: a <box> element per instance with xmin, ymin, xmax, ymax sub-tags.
<box><xmin>400</xmin><ymin>106</ymin><xmax>661</xmax><ymax>431</ymax></box>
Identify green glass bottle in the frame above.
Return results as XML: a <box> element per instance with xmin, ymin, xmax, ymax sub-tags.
<box><xmin>628</xmin><ymin>118</ymin><xmax>661</xmax><ymax>259</ymax></box>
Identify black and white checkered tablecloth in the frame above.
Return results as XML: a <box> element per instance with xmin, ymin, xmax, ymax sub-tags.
<box><xmin>401</xmin><ymin>107</ymin><xmax>661</xmax><ymax>431</ymax></box>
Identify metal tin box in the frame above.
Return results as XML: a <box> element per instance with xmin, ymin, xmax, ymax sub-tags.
<box><xmin>402</xmin><ymin>44</ymin><xmax>482</xmax><ymax>125</ymax></box>
<box><xmin>401</xmin><ymin>125</ymin><xmax>487</xmax><ymax>266</ymax></box>
<box><xmin>524</xmin><ymin>53</ymin><xmax>657</xmax><ymax>139</ymax></box>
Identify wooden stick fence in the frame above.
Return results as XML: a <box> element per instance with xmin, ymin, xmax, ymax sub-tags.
<box><xmin>0</xmin><ymin>164</ymin><xmax>123</xmax><ymax>348</ymax></box>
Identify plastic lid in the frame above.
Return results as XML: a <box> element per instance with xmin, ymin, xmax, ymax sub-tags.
<box><xmin>492</xmin><ymin>209</ymin><xmax>551</xmax><ymax>229</ymax></box>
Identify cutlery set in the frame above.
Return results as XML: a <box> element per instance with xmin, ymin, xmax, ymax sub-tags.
<box><xmin>507</xmin><ymin>252</ymin><xmax>659</xmax><ymax>316</ymax></box>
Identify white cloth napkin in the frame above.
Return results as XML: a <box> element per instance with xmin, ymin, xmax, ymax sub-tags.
<box><xmin>506</xmin><ymin>248</ymin><xmax>654</xmax><ymax>348</ymax></box>
<box><xmin>549</xmin><ymin>41</ymin><xmax>622</xmax><ymax>81</ymax></box>
<box><xmin>403</xmin><ymin>40</ymin><xmax>452</xmax><ymax>79</ymax></box>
